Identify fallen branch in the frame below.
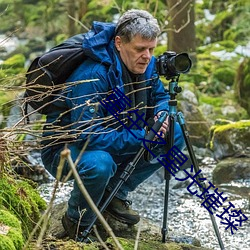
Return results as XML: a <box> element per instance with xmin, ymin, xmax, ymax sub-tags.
<box><xmin>62</xmin><ymin>148</ymin><xmax>124</xmax><ymax>250</ymax></box>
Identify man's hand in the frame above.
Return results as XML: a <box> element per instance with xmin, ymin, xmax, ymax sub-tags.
<box><xmin>154</xmin><ymin>111</ymin><xmax>169</xmax><ymax>139</ymax></box>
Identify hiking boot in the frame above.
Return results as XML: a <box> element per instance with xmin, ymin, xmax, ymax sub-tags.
<box><xmin>105</xmin><ymin>196</ymin><xmax>140</xmax><ymax>225</ymax></box>
<box><xmin>61</xmin><ymin>213</ymin><xmax>97</xmax><ymax>243</ymax></box>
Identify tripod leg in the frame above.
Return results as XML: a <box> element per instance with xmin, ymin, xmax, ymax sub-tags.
<box><xmin>162</xmin><ymin>170</ymin><xmax>171</xmax><ymax>243</ymax></box>
<box><xmin>81</xmin><ymin>112</ymin><xmax>168</xmax><ymax>241</ymax></box>
<box><xmin>177</xmin><ymin>112</ymin><xmax>225</xmax><ymax>250</ymax></box>
<box><xmin>162</xmin><ymin>114</ymin><xmax>175</xmax><ymax>242</ymax></box>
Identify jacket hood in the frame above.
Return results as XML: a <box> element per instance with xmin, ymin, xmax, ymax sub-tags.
<box><xmin>82</xmin><ymin>21</ymin><xmax>116</xmax><ymax>65</ymax></box>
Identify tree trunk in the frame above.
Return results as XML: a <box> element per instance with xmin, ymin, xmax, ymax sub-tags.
<box><xmin>167</xmin><ymin>0</ymin><xmax>196</xmax><ymax>63</ymax></box>
<box><xmin>78</xmin><ymin>0</ymin><xmax>88</xmax><ymax>20</ymax></box>
<box><xmin>67</xmin><ymin>0</ymin><xmax>76</xmax><ymax>36</ymax></box>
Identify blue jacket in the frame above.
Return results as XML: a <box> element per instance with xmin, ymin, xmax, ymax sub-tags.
<box><xmin>44</xmin><ymin>21</ymin><xmax>170</xmax><ymax>156</ymax></box>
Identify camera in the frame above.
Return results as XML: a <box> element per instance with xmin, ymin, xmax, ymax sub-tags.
<box><xmin>156</xmin><ymin>51</ymin><xmax>192</xmax><ymax>79</ymax></box>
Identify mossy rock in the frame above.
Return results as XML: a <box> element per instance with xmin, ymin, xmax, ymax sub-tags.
<box><xmin>0</xmin><ymin>209</ymin><xmax>24</xmax><ymax>250</ymax></box>
<box><xmin>209</xmin><ymin>120</ymin><xmax>250</xmax><ymax>160</ymax></box>
<box><xmin>28</xmin><ymin>237</ymin><xmax>210</xmax><ymax>250</ymax></box>
<box><xmin>42</xmin><ymin>202</ymin><xmax>211</xmax><ymax>250</ymax></box>
<box><xmin>106</xmin><ymin>237</ymin><xmax>210</xmax><ymax>250</ymax></box>
<box><xmin>0</xmin><ymin>174</ymin><xmax>47</xmax><ymax>239</ymax></box>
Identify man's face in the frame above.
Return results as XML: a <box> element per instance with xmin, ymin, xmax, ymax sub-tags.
<box><xmin>115</xmin><ymin>35</ymin><xmax>157</xmax><ymax>74</ymax></box>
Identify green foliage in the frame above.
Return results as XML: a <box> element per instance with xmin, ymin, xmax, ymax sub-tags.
<box><xmin>209</xmin><ymin>10</ymin><xmax>234</xmax><ymax>42</ymax></box>
<box><xmin>154</xmin><ymin>44</ymin><xmax>167</xmax><ymax>57</ymax></box>
<box><xmin>1</xmin><ymin>54</ymin><xmax>25</xmax><ymax>69</ymax></box>
<box><xmin>209</xmin><ymin>119</ymin><xmax>250</xmax><ymax>150</ymax></box>
<box><xmin>55</xmin><ymin>33</ymin><xmax>69</xmax><ymax>45</ymax></box>
<box><xmin>0</xmin><ymin>54</ymin><xmax>26</xmax><ymax>84</ymax></box>
<box><xmin>197</xmin><ymin>0</ymin><xmax>250</xmax><ymax>46</ymax></box>
<box><xmin>0</xmin><ymin>235</ymin><xmax>16</xmax><ymax>250</ymax></box>
<box><xmin>0</xmin><ymin>209</ymin><xmax>24</xmax><ymax>250</ymax></box>
<box><xmin>199</xmin><ymin>91</ymin><xmax>248</xmax><ymax>121</ymax></box>
<box><xmin>234</xmin><ymin>57</ymin><xmax>250</xmax><ymax>115</ymax></box>
<box><xmin>213</xmin><ymin>67</ymin><xmax>235</xmax><ymax>86</ymax></box>
<box><xmin>192</xmin><ymin>40</ymin><xmax>241</xmax><ymax>95</ymax></box>
<box><xmin>0</xmin><ymin>175</ymin><xmax>47</xmax><ymax>239</ymax></box>
<box><xmin>199</xmin><ymin>95</ymin><xmax>224</xmax><ymax>107</ymax></box>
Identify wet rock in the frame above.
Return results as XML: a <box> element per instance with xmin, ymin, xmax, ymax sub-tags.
<box><xmin>209</xmin><ymin>119</ymin><xmax>250</xmax><ymax>160</ymax></box>
<box><xmin>213</xmin><ymin>157</ymin><xmax>250</xmax><ymax>184</ymax></box>
<box><xmin>45</xmin><ymin>201</ymin><xmax>211</xmax><ymax>250</ymax></box>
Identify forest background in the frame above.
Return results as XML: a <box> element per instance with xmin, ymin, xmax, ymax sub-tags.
<box><xmin>0</xmin><ymin>0</ymin><xmax>250</xmax><ymax>124</ymax></box>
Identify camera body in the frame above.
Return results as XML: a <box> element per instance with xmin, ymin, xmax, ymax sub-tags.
<box><xmin>156</xmin><ymin>51</ymin><xmax>192</xmax><ymax>79</ymax></box>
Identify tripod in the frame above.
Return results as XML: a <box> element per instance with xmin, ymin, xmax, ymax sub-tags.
<box><xmin>82</xmin><ymin>77</ymin><xmax>225</xmax><ymax>250</ymax></box>
<box><xmin>161</xmin><ymin>76</ymin><xmax>225</xmax><ymax>249</ymax></box>
<box><xmin>81</xmin><ymin>111</ymin><xmax>168</xmax><ymax>241</ymax></box>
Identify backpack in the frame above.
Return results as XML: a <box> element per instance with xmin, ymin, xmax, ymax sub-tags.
<box><xmin>24</xmin><ymin>34</ymin><xmax>87</xmax><ymax>115</ymax></box>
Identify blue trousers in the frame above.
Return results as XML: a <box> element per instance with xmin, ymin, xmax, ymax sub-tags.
<box><xmin>41</xmin><ymin>123</ymin><xmax>185</xmax><ymax>226</ymax></box>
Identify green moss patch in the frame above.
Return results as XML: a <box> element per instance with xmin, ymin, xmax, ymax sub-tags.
<box><xmin>106</xmin><ymin>237</ymin><xmax>210</xmax><ymax>250</ymax></box>
<box><xmin>0</xmin><ymin>174</ymin><xmax>47</xmax><ymax>239</ymax></box>
<box><xmin>209</xmin><ymin>120</ymin><xmax>250</xmax><ymax>152</ymax></box>
<box><xmin>0</xmin><ymin>209</ymin><xmax>23</xmax><ymax>250</ymax></box>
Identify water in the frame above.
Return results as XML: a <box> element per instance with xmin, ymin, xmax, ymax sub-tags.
<box><xmin>129</xmin><ymin>158</ymin><xmax>250</xmax><ymax>250</ymax></box>
<box><xmin>38</xmin><ymin>157</ymin><xmax>250</xmax><ymax>250</ymax></box>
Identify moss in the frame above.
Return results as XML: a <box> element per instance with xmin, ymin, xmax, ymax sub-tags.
<box><xmin>1</xmin><ymin>54</ymin><xmax>25</xmax><ymax>69</ymax></box>
<box><xmin>0</xmin><ymin>209</ymin><xmax>21</xmax><ymax>229</ymax></box>
<box><xmin>213</xmin><ymin>67</ymin><xmax>235</xmax><ymax>86</ymax></box>
<box><xmin>0</xmin><ymin>235</ymin><xmax>16</xmax><ymax>250</ymax></box>
<box><xmin>84</xmin><ymin>243</ymin><xmax>100</xmax><ymax>250</ymax></box>
<box><xmin>105</xmin><ymin>237</ymin><xmax>207</xmax><ymax>250</ymax></box>
<box><xmin>7</xmin><ymin>228</ymin><xmax>24</xmax><ymax>249</ymax></box>
<box><xmin>212</xmin><ymin>120</ymin><xmax>250</xmax><ymax>133</ymax></box>
<box><xmin>166</xmin><ymin>242</ymin><xmax>183</xmax><ymax>250</ymax></box>
<box><xmin>199</xmin><ymin>95</ymin><xmax>224</xmax><ymax>107</ymax></box>
<box><xmin>0</xmin><ymin>209</ymin><xmax>24</xmax><ymax>249</ymax></box>
<box><xmin>217</xmin><ymin>40</ymin><xmax>237</xmax><ymax>51</ymax></box>
<box><xmin>0</xmin><ymin>174</ymin><xmax>47</xmax><ymax>239</ymax></box>
<box><xmin>209</xmin><ymin>120</ymin><xmax>250</xmax><ymax>151</ymax></box>
<box><xmin>0</xmin><ymin>54</ymin><xmax>26</xmax><ymax>86</ymax></box>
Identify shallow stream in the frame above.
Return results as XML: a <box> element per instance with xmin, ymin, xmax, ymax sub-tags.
<box><xmin>38</xmin><ymin>156</ymin><xmax>250</xmax><ymax>250</ymax></box>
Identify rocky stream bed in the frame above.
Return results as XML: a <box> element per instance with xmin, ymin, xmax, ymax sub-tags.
<box><xmin>38</xmin><ymin>154</ymin><xmax>250</xmax><ymax>250</ymax></box>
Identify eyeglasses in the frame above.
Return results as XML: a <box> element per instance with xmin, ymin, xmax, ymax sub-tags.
<box><xmin>115</xmin><ymin>17</ymin><xmax>139</xmax><ymax>35</ymax></box>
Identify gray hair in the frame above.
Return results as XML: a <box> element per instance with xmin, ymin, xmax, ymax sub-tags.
<box><xmin>115</xmin><ymin>9</ymin><xmax>160</xmax><ymax>43</ymax></box>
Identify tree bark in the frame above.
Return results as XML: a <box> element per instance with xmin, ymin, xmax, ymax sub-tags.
<box><xmin>167</xmin><ymin>0</ymin><xmax>196</xmax><ymax>62</ymax></box>
<box><xmin>67</xmin><ymin>0</ymin><xmax>76</xmax><ymax>36</ymax></box>
<box><xmin>78</xmin><ymin>0</ymin><xmax>88</xmax><ymax>20</ymax></box>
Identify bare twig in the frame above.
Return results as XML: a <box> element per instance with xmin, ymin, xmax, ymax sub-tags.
<box><xmin>68</xmin><ymin>14</ymin><xmax>90</xmax><ymax>31</ymax></box>
<box><xmin>61</xmin><ymin>148</ymin><xmax>124</xmax><ymax>250</ymax></box>
<box><xmin>134</xmin><ymin>220</ymin><xmax>142</xmax><ymax>250</ymax></box>
<box><xmin>93</xmin><ymin>225</ymin><xmax>110</xmax><ymax>250</ymax></box>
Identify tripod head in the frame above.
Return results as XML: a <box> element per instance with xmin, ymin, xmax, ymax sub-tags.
<box><xmin>168</xmin><ymin>76</ymin><xmax>182</xmax><ymax>100</ymax></box>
